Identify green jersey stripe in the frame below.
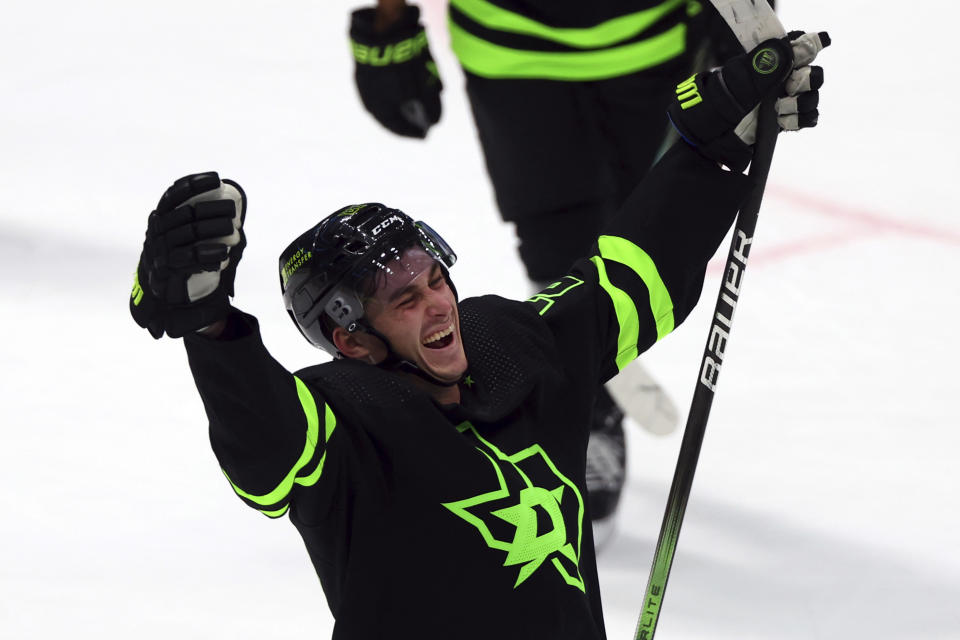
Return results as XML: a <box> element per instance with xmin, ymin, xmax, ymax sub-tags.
<box><xmin>295</xmin><ymin>404</ymin><xmax>339</xmax><ymax>489</ymax></box>
<box><xmin>449</xmin><ymin>0</ymin><xmax>686</xmax><ymax>49</ymax></box>
<box><xmin>223</xmin><ymin>376</ymin><xmax>330</xmax><ymax>507</ymax></box>
<box><xmin>449</xmin><ymin>20</ymin><xmax>686</xmax><ymax>81</ymax></box>
<box><xmin>590</xmin><ymin>256</ymin><xmax>640</xmax><ymax>371</ymax></box>
<box><xmin>598</xmin><ymin>235</ymin><xmax>675</xmax><ymax>341</ymax></box>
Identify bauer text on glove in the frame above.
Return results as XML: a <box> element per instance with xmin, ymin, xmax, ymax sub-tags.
<box><xmin>350</xmin><ymin>4</ymin><xmax>443</xmax><ymax>139</ymax></box>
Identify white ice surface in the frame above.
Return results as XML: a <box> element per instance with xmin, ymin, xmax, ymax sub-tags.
<box><xmin>2</xmin><ymin>1</ymin><xmax>958</xmax><ymax>638</ymax></box>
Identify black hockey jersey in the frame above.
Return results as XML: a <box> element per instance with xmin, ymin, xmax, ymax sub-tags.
<box><xmin>183</xmin><ymin>143</ymin><xmax>751</xmax><ymax>638</ymax></box>
<box><xmin>448</xmin><ymin>0</ymin><xmax>704</xmax><ymax>80</ymax></box>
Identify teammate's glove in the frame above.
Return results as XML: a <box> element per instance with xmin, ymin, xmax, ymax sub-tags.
<box><xmin>668</xmin><ymin>30</ymin><xmax>830</xmax><ymax>172</ymax></box>
<box><xmin>130</xmin><ymin>172</ymin><xmax>246</xmax><ymax>339</ymax></box>
<box><xmin>350</xmin><ymin>5</ymin><xmax>442</xmax><ymax>138</ymax></box>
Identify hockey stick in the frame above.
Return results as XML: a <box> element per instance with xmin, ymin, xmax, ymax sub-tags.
<box><xmin>633</xmin><ymin>3</ymin><xmax>785</xmax><ymax>639</ymax></box>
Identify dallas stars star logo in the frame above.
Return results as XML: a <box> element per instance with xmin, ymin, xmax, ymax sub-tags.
<box><xmin>442</xmin><ymin>422</ymin><xmax>585</xmax><ymax>591</ymax></box>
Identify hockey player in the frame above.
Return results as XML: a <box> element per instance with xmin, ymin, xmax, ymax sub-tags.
<box><xmin>130</xmin><ymin>34</ymin><xmax>826</xmax><ymax>638</ymax></box>
<box><xmin>346</xmin><ymin>0</ymin><xmax>759</xmax><ymax>540</ymax></box>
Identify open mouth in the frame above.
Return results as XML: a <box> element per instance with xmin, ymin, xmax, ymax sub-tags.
<box><xmin>423</xmin><ymin>324</ymin><xmax>455</xmax><ymax>350</ymax></box>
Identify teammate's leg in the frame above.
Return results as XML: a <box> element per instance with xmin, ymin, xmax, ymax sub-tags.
<box><xmin>464</xmin><ymin>73</ymin><xmax>616</xmax><ymax>281</ymax></box>
<box><xmin>464</xmin><ymin>73</ymin><xmax>633</xmax><ymax>547</ymax></box>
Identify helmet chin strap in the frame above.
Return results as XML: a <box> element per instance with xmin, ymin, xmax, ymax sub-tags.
<box><xmin>359</xmin><ymin>322</ymin><xmax>462</xmax><ymax>388</ymax></box>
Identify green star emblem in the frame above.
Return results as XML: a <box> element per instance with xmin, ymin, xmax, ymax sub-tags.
<box><xmin>442</xmin><ymin>422</ymin><xmax>585</xmax><ymax>591</ymax></box>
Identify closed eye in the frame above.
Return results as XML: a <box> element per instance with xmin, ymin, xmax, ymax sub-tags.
<box><xmin>429</xmin><ymin>264</ymin><xmax>444</xmax><ymax>289</ymax></box>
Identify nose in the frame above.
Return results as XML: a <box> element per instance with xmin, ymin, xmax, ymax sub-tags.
<box><xmin>425</xmin><ymin>287</ymin><xmax>452</xmax><ymax>317</ymax></box>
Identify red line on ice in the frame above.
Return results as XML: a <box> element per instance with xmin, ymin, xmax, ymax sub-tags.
<box><xmin>768</xmin><ymin>185</ymin><xmax>960</xmax><ymax>246</ymax></box>
<box><xmin>706</xmin><ymin>227</ymin><xmax>882</xmax><ymax>273</ymax></box>
<box><xmin>707</xmin><ymin>185</ymin><xmax>960</xmax><ymax>273</ymax></box>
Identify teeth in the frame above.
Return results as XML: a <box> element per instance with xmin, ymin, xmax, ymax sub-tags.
<box><xmin>423</xmin><ymin>324</ymin><xmax>454</xmax><ymax>345</ymax></box>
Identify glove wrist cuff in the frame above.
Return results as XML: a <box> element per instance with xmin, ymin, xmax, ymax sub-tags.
<box><xmin>350</xmin><ymin>5</ymin><xmax>422</xmax><ymax>43</ymax></box>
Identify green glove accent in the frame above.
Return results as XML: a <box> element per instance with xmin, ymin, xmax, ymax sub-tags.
<box><xmin>667</xmin><ymin>31</ymin><xmax>830</xmax><ymax>171</ymax></box>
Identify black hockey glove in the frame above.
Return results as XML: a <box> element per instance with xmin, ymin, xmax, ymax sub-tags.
<box><xmin>130</xmin><ymin>172</ymin><xmax>246</xmax><ymax>339</ymax></box>
<box><xmin>668</xmin><ymin>30</ymin><xmax>830</xmax><ymax>172</ymax></box>
<box><xmin>350</xmin><ymin>5</ymin><xmax>442</xmax><ymax>138</ymax></box>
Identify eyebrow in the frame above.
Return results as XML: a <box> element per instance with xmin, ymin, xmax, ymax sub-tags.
<box><xmin>387</xmin><ymin>263</ymin><xmax>441</xmax><ymax>303</ymax></box>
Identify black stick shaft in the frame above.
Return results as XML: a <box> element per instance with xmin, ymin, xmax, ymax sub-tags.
<box><xmin>633</xmin><ymin>95</ymin><xmax>780</xmax><ymax>640</ymax></box>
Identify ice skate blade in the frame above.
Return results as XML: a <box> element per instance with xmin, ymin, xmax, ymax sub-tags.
<box><xmin>592</xmin><ymin>515</ymin><xmax>618</xmax><ymax>554</ymax></box>
<box><xmin>605</xmin><ymin>360</ymin><xmax>679</xmax><ymax>436</ymax></box>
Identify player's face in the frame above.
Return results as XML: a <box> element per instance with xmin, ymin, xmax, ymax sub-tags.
<box><xmin>364</xmin><ymin>248</ymin><xmax>467</xmax><ymax>385</ymax></box>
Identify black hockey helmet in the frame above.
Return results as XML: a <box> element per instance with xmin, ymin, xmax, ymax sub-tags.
<box><xmin>279</xmin><ymin>203</ymin><xmax>457</xmax><ymax>357</ymax></box>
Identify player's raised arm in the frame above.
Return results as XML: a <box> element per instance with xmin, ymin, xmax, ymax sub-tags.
<box><xmin>130</xmin><ymin>173</ymin><xmax>342</xmax><ymax>519</ymax></box>
<box><xmin>529</xmin><ymin>32</ymin><xmax>829</xmax><ymax>384</ymax></box>
<box><xmin>184</xmin><ymin>311</ymin><xmax>340</xmax><ymax>520</ymax></box>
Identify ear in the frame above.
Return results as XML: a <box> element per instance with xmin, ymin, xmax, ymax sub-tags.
<box><xmin>332</xmin><ymin>326</ymin><xmax>386</xmax><ymax>364</ymax></box>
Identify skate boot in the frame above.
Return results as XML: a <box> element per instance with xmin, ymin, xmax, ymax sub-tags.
<box><xmin>586</xmin><ymin>386</ymin><xmax>626</xmax><ymax>551</ymax></box>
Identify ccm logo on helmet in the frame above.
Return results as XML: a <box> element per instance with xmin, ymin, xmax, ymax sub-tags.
<box><xmin>371</xmin><ymin>214</ymin><xmax>404</xmax><ymax>236</ymax></box>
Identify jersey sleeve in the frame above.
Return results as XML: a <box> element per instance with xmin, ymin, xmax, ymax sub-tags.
<box><xmin>526</xmin><ymin>141</ymin><xmax>753</xmax><ymax>384</ymax></box>
<box><xmin>183</xmin><ymin>310</ymin><xmax>342</xmax><ymax>519</ymax></box>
